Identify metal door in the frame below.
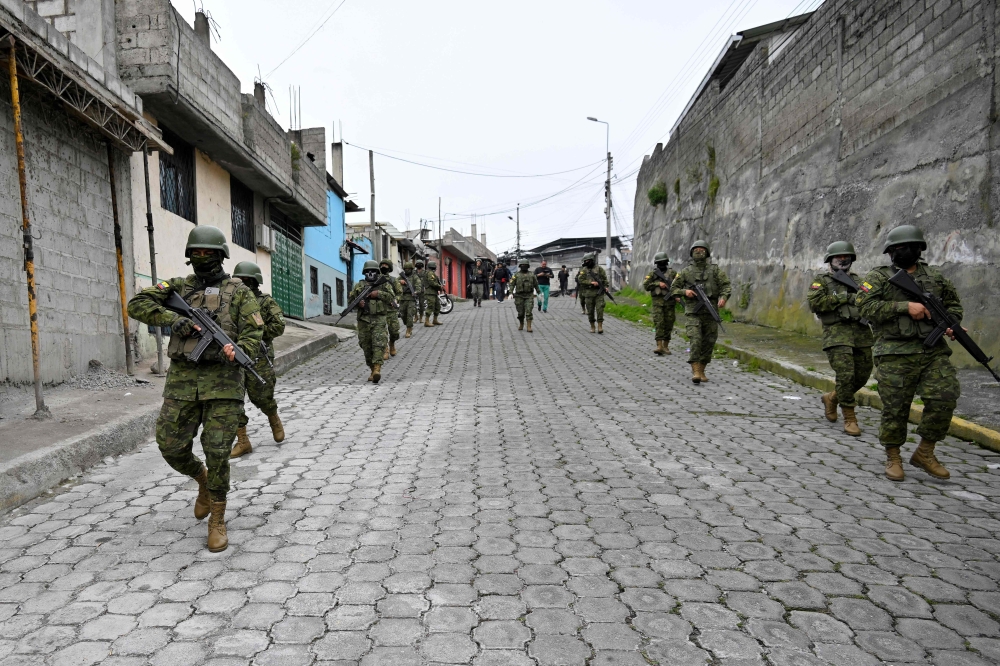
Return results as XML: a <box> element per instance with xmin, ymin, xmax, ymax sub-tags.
<box><xmin>323</xmin><ymin>284</ymin><xmax>332</xmax><ymax>316</ymax></box>
<box><xmin>270</xmin><ymin>214</ymin><xmax>304</xmax><ymax>319</ymax></box>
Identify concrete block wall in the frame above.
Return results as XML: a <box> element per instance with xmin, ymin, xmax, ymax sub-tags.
<box><xmin>0</xmin><ymin>79</ymin><xmax>135</xmax><ymax>385</ymax></box>
<box><xmin>633</xmin><ymin>0</ymin><xmax>1000</xmax><ymax>366</ymax></box>
<box><xmin>241</xmin><ymin>94</ymin><xmax>293</xmax><ymax>191</ymax></box>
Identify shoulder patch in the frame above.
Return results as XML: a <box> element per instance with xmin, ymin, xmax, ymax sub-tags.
<box><xmin>810</xmin><ymin>282</ymin><xmax>822</xmax><ymax>290</ymax></box>
<box><xmin>251</xmin><ymin>312</ymin><xmax>265</xmax><ymax>327</ymax></box>
<box><xmin>155</xmin><ymin>280</ymin><xmax>171</xmax><ymax>290</ymax></box>
<box><xmin>861</xmin><ymin>282</ymin><xmax>873</xmax><ymax>292</ymax></box>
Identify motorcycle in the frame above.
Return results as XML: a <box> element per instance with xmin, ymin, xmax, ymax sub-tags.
<box><xmin>438</xmin><ymin>292</ymin><xmax>454</xmax><ymax>314</ymax></box>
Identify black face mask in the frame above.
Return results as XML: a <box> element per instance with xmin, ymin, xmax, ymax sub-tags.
<box><xmin>890</xmin><ymin>244</ymin><xmax>921</xmax><ymax>269</ymax></box>
<box><xmin>655</xmin><ymin>261</ymin><xmax>669</xmax><ymax>271</ymax></box>
<box><xmin>364</xmin><ymin>271</ymin><xmax>379</xmax><ymax>283</ymax></box>
<box><xmin>584</xmin><ymin>260</ymin><xmax>594</xmax><ymax>268</ymax></box>
<box><xmin>380</xmin><ymin>266</ymin><xmax>391</xmax><ymax>274</ymax></box>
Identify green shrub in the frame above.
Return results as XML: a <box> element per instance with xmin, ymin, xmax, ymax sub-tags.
<box><xmin>708</xmin><ymin>175</ymin><xmax>720</xmax><ymax>204</ymax></box>
<box><xmin>648</xmin><ymin>181</ymin><xmax>668</xmax><ymax>207</ymax></box>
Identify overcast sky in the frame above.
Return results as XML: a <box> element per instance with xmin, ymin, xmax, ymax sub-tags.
<box><xmin>173</xmin><ymin>0</ymin><xmax>819</xmax><ymax>254</ymax></box>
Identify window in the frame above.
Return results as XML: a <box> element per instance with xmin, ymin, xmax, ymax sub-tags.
<box><xmin>336</xmin><ymin>278</ymin><xmax>345</xmax><ymax>306</ymax></box>
<box><xmin>322</xmin><ymin>284</ymin><xmax>332</xmax><ymax>315</ymax></box>
<box><xmin>159</xmin><ymin>127</ymin><xmax>195</xmax><ymax>222</ymax></box>
<box><xmin>310</xmin><ymin>266</ymin><xmax>319</xmax><ymax>295</ymax></box>
<box><xmin>230</xmin><ymin>177</ymin><xmax>254</xmax><ymax>251</ymax></box>
<box><xmin>382</xmin><ymin>233</ymin><xmax>389</xmax><ymax>259</ymax></box>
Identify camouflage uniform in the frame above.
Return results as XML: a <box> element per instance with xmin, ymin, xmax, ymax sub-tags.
<box><xmin>576</xmin><ymin>265</ymin><xmax>608</xmax><ymax>324</ymax></box>
<box><xmin>423</xmin><ymin>271</ymin><xmax>443</xmax><ymax>319</ymax></box>
<box><xmin>858</xmin><ymin>262</ymin><xmax>962</xmax><ymax>449</ymax></box>
<box><xmin>510</xmin><ymin>268</ymin><xmax>539</xmax><ymax>323</ymax></box>
<box><xmin>397</xmin><ymin>268</ymin><xmax>422</xmax><ymax>329</ymax></box>
<box><xmin>238</xmin><ymin>291</ymin><xmax>285</xmax><ymax>428</ymax></box>
<box><xmin>381</xmin><ymin>270</ymin><xmax>402</xmax><ymax>346</ymax></box>
<box><xmin>807</xmin><ymin>271</ymin><xmax>873</xmax><ymax>407</ymax></box>
<box><xmin>643</xmin><ymin>267</ymin><xmax>677</xmax><ymax>344</ymax></box>
<box><xmin>348</xmin><ymin>279</ymin><xmax>394</xmax><ymax>367</ymax></box>
<box><xmin>414</xmin><ymin>268</ymin><xmax>428</xmax><ymax>318</ymax></box>
<box><xmin>128</xmin><ymin>275</ymin><xmax>263</xmax><ymax>500</ymax></box>
<box><xmin>671</xmin><ymin>261</ymin><xmax>731</xmax><ymax>366</ymax></box>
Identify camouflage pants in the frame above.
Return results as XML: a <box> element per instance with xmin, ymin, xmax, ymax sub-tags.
<box><xmin>652</xmin><ymin>301</ymin><xmax>676</xmax><ymax>342</ymax></box>
<box><xmin>685</xmin><ymin>314</ymin><xmax>718</xmax><ymax>365</ymax></box>
<box><xmin>875</xmin><ymin>349</ymin><xmax>960</xmax><ymax>448</ymax></box>
<box><xmin>156</xmin><ymin>398</ymin><xmax>242</xmax><ymax>500</ymax></box>
<box><xmin>238</xmin><ymin>356</ymin><xmax>277</xmax><ymax>428</ymax></box>
<box><xmin>357</xmin><ymin>316</ymin><xmax>388</xmax><ymax>367</ymax></box>
<box><xmin>514</xmin><ymin>294</ymin><xmax>534</xmax><ymax>321</ymax></box>
<box><xmin>416</xmin><ymin>293</ymin><xmax>426</xmax><ymax>318</ymax></box>
<box><xmin>425</xmin><ymin>292</ymin><xmax>441</xmax><ymax>317</ymax></box>
<box><xmin>825</xmin><ymin>345</ymin><xmax>873</xmax><ymax>408</ymax></box>
<box><xmin>582</xmin><ymin>292</ymin><xmax>605</xmax><ymax>323</ymax></box>
<box><xmin>387</xmin><ymin>308</ymin><xmax>400</xmax><ymax>343</ymax></box>
<box><xmin>400</xmin><ymin>300</ymin><xmax>417</xmax><ymax>328</ymax></box>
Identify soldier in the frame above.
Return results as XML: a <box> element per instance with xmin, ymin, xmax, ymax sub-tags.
<box><xmin>858</xmin><ymin>225</ymin><xmax>961</xmax><ymax>482</ymax></box>
<box><xmin>414</xmin><ymin>258</ymin><xmax>428</xmax><ymax>320</ymax></box>
<box><xmin>470</xmin><ymin>258</ymin><xmax>487</xmax><ymax>307</ymax></box>
<box><xmin>127</xmin><ymin>226</ymin><xmax>263</xmax><ymax>552</ymax></box>
<box><xmin>379</xmin><ymin>258</ymin><xmax>401</xmax><ymax>360</ymax></box>
<box><xmin>671</xmin><ymin>240</ymin><xmax>731</xmax><ymax>384</ymax></box>
<box><xmin>807</xmin><ymin>241</ymin><xmax>873</xmax><ymax>437</ymax></box>
<box><xmin>397</xmin><ymin>261</ymin><xmax>422</xmax><ymax>338</ymax></box>
<box><xmin>423</xmin><ymin>261</ymin><xmax>444</xmax><ymax>326</ymax></box>
<box><xmin>510</xmin><ymin>258</ymin><xmax>540</xmax><ymax>332</ymax></box>
<box><xmin>643</xmin><ymin>251</ymin><xmax>678</xmax><ymax>356</ymax></box>
<box><xmin>349</xmin><ymin>260</ymin><xmax>394</xmax><ymax>383</ymax></box>
<box><xmin>576</xmin><ymin>252</ymin><xmax>608</xmax><ymax>333</ymax></box>
<box><xmin>230</xmin><ymin>261</ymin><xmax>286</xmax><ymax>459</ymax></box>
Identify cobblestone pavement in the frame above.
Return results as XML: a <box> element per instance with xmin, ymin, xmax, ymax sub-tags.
<box><xmin>2</xmin><ymin>298</ymin><xmax>1000</xmax><ymax>666</ymax></box>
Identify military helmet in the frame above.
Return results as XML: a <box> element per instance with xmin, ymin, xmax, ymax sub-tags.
<box><xmin>379</xmin><ymin>258</ymin><xmax>393</xmax><ymax>269</ymax></box>
<box><xmin>689</xmin><ymin>239</ymin><xmax>710</xmax><ymax>257</ymax></box>
<box><xmin>824</xmin><ymin>241</ymin><xmax>857</xmax><ymax>263</ymax></box>
<box><xmin>654</xmin><ymin>251</ymin><xmax>669</xmax><ymax>263</ymax></box>
<box><xmin>518</xmin><ymin>259</ymin><xmax>530</xmax><ymax>267</ymax></box>
<box><xmin>403</xmin><ymin>261</ymin><xmax>414</xmax><ymax>270</ymax></box>
<box><xmin>427</xmin><ymin>261</ymin><xmax>437</xmax><ymax>269</ymax></box>
<box><xmin>185</xmin><ymin>225</ymin><xmax>230</xmax><ymax>259</ymax></box>
<box><xmin>882</xmin><ymin>224</ymin><xmax>927</xmax><ymax>253</ymax></box>
<box><xmin>415</xmin><ymin>259</ymin><xmax>425</xmax><ymax>267</ymax></box>
<box><xmin>232</xmin><ymin>261</ymin><xmax>264</xmax><ymax>284</ymax></box>
<box><xmin>582</xmin><ymin>252</ymin><xmax>596</xmax><ymax>262</ymax></box>
<box><xmin>362</xmin><ymin>260</ymin><xmax>380</xmax><ymax>272</ymax></box>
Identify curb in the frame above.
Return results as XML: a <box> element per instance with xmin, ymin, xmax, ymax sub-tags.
<box><xmin>712</xmin><ymin>337</ymin><xmax>1000</xmax><ymax>454</ymax></box>
<box><xmin>0</xmin><ymin>328</ymin><xmax>342</xmax><ymax>514</ymax></box>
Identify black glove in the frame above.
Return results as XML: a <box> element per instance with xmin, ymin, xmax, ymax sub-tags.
<box><xmin>171</xmin><ymin>316</ymin><xmax>197</xmax><ymax>337</ymax></box>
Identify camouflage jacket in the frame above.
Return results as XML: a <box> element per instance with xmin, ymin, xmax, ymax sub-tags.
<box><xmin>381</xmin><ymin>273</ymin><xmax>402</xmax><ymax>309</ymax></box>
<box><xmin>128</xmin><ymin>275</ymin><xmax>263</xmax><ymax>401</ymax></box>
<box><xmin>254</xmin><ymin>291</ymin><xmax>285</xmax><ymax>358</ymax></box>
<box><xmin>670</xmin><ymin>261</ymin><xmax>732</xmax><ymax>315</ymax></box>
<box><xmin>806</xmin><ymin>271</ymin><xmax>873</xmax><ymax>350</ymax></box>
<box><xmin>509</xmin><ymin>270</ymin><xmax>539</xmax><ymax>296</ymax></box>
<box><xmin>397</xmin><ymin>271</ymin><xmax>422</xmax><ymax>302</ymax></box>
<box><xmin>422</xmin><ymin>271</ymin><xmax>443</xmax><ymax>294</ymax></box>
<box><xmin>858</xmin><ymin>262</ymin><xmax>963</xmax><ymax>357</ymax></box>
<box><xmin>643</xmin><ymin>266</ymin><xmax>677</xmax><ymax>309</ymax></box>
<box><xmin>575</xmin><ymin>265</ymin><xmax>608</xmax><ymax>295</ymax></box>
<box><xmin>348</xmin><ymin>279</ymin><xmax>395</xmax><ymax>322</ymax></box>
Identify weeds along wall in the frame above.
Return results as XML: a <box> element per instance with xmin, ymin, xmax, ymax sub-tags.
<box><xmin>632</xmin><ymin>0</ymin><xmax>1000</xmax><ymax>366</ymax></box>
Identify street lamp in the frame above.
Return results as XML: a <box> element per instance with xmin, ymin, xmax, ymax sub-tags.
<box><xmin>588</xmin><ymin>117</ymin><xmax>613</xmax><ymax>288</ymax></box>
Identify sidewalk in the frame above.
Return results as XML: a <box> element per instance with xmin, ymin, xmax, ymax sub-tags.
<box><xmin>0</xmin><ymin>319</ymin><xmax>352</xmax><ymax>513</ymax></box>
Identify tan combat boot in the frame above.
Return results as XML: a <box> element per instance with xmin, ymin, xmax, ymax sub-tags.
<box><xmin>590</xmin><ymin>322</ymin><xmax>596</xmax><ymax>333</ymax></box>
<box><xmin>518</xmin><ymin>319</ymin><xmax>524</xmax><ymax>331</ymax></box>
<box><xmin>654</xmin><ymin>340</ymin><xmax>665</xmax><ymax>356</ymax></box>
<box><xmin>405</xmin><ymin>327</ymin><xmax>412</xmax><ymax>338</ymax></box>
<box><xmin>910</xmin><ymin>439</ymin><xmax>950</xmax><ymax>479</ymax></box>
<box><xmin>597</xmin><ymin>322</ymin><xmax>603</xmax><ymax>334</ymax></box>
<box><xmin>841</xmin><ymin>406</ymin><xmax>861</xmax><ymax>436</ymax></box>
<box><xmin>389</xmin><ymin>342</ymin><xmax>397</xmax><ymax>357</ymax></box>
<box><xmin>193</xmin><ymin>467</ymin><xmax>211</xmax><ymax>520</ymax></box>
<box><xmin>424</xmin><ymin>314</ymin><xmax>433</xmax><ymax>328</ymax></box>
<box><xmin>885</xmin><ymin>447</ymin><xmax>904</xmax><ymax>481</ymax></box>
<box><xmin>207</xmin><ymin>501</ymin><xmax>228</xmax><ymax>552</ymax></box>
<box><xmin>527</xmin><ymin>320</ymin><xmax>532</xmax><ymax>333</ymax></box>
<box><xmin>433</xmin><ymin>315</ymin><xmax>442</xmax><ymax>326</ymax></box>
<box><xmin>691</xmin><ymin>363</ymin><xmax>701</xmax><ymax>385</ymax></box>
<box><xmin>696</xmin><ymin>363</ymin><xmax>709</xmax><ymax>383</ymax></box>
<box><xmin>267</xmin><ymin>411</ymin><xmax>285</xmax><ymax>443</ymax></box>
<box><xmin>383</xmin><ymin>348</ymin><xmax>390</xmax><ymax>361</ymax></box>
<box><xmin>663</xmin><ymin>342</ymin><xmax>672</xmax><ymax>355</ymax></box>
<box><xmin>822</xmin><ymin>392</ymin><xmax>839</xmax><ymax>422</ymax></box>
<box><xmin>230</xmin><ymin>427</ymin><xmax>252</xmax><ymax>458</ymax></box>
<box><xmin>366</xmin><ymin>364</ymin><xmax>374</xmax><ymax>382</ymax></box>
<box><xmin>371</xmin><ymin>363</ymin><xmax>382</xmax><ymax>384</ymax></box>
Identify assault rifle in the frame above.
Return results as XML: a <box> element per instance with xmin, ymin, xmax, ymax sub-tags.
<box><xmin>603</xmin><ymin>288</ymin><xmax>617</xmax><ymax>304</ymax></box>
<box><xmin>335</xmin><ymin>275</ymin><xmax>391</xmax><ymax>326</ymax></box>
<box><xmin>652</xmin><ymin>267</ymin><xmax>675</xmax><ymax>302</ymax></box>
<box><xmin>398</xmin><ymin>273</ymin><xmax>417</xmax><ymax>300</ymax></box>
<box><xmin>830</xmin><ymin>270</ymin><xmax>870</xmax><ymax>326</ymax></box>
<box><xmin>690</xmin><ymin>282</ymin><xmax>726</xmax><ymax>333</ymax></box>
<box><xmin>888</xmin><ymin>269</ymin><xmax>1000</xmax><ymax>383</ymax></box>
<box><xmin>163</xmin><ymin>291</ymin><xmax>265</xmax><ymax>384</ymax></box>
<box><xmin>260</xmin><ymin>341</ymin><xmax>273</xmax><ymax>370</ymax></box>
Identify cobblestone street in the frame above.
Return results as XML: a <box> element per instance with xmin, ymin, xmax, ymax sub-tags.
<box><xmin>2</xmin><ymin>298</ymin><xmax>1000</xmax><ymax>666</ymax></box>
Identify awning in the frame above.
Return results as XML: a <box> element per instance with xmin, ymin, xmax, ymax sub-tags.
<box><xmin>346</xmin><ymin>240</ymin><xmax>369</xmax><ymax>254</ymax></box>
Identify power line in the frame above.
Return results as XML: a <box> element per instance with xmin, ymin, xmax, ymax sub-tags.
<box><xmin>266</xmin><ymin>0</ymin><xmax>349</xmax><ymax>78</ymax></box>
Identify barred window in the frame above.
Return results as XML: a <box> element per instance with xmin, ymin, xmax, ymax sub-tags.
<box><xmin>159</xmin><ymin>127</ymin><xmax>195</xmax><ymax>222</ymax></box>
<box><xmin>230</xmin><ymin>177</ymin><xmax>254</xmax><ymax>251</ymax></box>
<box><xmin>336</xmin><ymin>278</ymin><xmax>345</xmax><ymax>306</ymax></box>
<box><xmin>310</xmin><ymin>266</ymin><xmax>319</xmax><ymax>295</ymax></box>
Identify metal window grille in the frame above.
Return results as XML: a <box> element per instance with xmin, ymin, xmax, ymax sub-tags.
<box><xmin>159</xmin><ymin>127</ymin><xmax>195</xmax><ymax>222</ymax></box>
<box><xmin>310</xmin><ymin>266</ymin><xmax>319</xmax><ymax>294</ymax></box>
<box><xmin>230</xmin><ymin>177</ymin><xmax>254</xmax><ymax>251</ymax></box>
<box><xmin>336</xmin><ymin>278</ymin><xmax>345</xmax><ymax>306</ymax></box>
<box><xmin>323</xmin><ymin>284</ymin><xmax>332</xmax><ymax>315</ymax></box>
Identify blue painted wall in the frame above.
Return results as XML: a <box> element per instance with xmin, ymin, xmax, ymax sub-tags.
<box><xmin>302</xmin><ymin>191</ymin><xmax>351</xmax><ymax>318</ymax></box>
<box><xmin>349</xmin><ymin>235</ymin><xmax>373</xmax><ymax>286</ymax></box>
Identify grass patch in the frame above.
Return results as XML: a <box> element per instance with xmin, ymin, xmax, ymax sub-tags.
<box><xmin>648</xmin><ymin>181</ymin><xmax>668</xmax><ymax>207</ymax></box>
<box><xmin>746</xmin><ymin>357</ymin><xmax>761</xmax><ymax>373</ymax></box>
<box><xmin>617</xmin><ymin>286</ymin><xmax>652</xmax><ymax>306</ymax></box>
<box><xmin>806</xmin><ymin>366</ymin><xmax>816</xmax><ymax>372</ymax></box>
<box><xmin>605</xmin><ymin>301</ymin><xmax>654</xmax><ymax>327</ymax></box>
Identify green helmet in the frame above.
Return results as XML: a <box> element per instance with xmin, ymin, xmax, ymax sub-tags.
<box><xmin>415</xmin><ymin>259</ymin><xmax>424</xmax><ymax>267</ymax></box>
<box><xmin>427</xmin><ymin>261</ymin><xmax>437</xmax><ymax>269</ymax></box>
<box><xmin>362</xmin><ymin>260</ymin><xmax>380</xmax><ymax>272</ymax></box>
<box><xmin>824</xmin><ymin>241</ymin><xmax>857</xmax><ymax>263</ymax></box>
<box><xmin>582</xmin><ymin>252</ymin><xmax>596</xmax><ymax>262</ymax></box>
<box><xmin>653</xmin><ymin>252</ymin><xmax>669</xmax><ymax>263</ymax></box>
<box><xmin>232</xmin><ymin>261</ymin><xmax>263</xmax><ymax>284</ymax></box>
<box><xmin>882</xmin><ymin>224</ymin><xmax>926</xmax><ymax>253</ymax></box>
<box><xmin>518</xmin><ymin>259</ymin><xmax>530</xmax><ymax>267</ymax></box>
<box><xmin>403</xmin><ymin>261</ymin><xmax>414</xmax><ymax>270</ymax></box>
<box><xmin>690</xmin><ymin>240</ymin><xmax>710</xmax><ymax>257</ymax></box>
<box><xmin>379</xmin><ymin>258</ymin><xmax>394</xmax><ymax>269</ymax></box>
<box><xmin>185</xmin><ymin>225</ymin><xmax>230</xmax><ymax>258</ymax></box>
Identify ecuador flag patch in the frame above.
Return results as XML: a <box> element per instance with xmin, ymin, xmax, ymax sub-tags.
<box><xmin>810</xmin><ymin>282</ymin><xmax>822</xmax><ymax>290</ymax></box>
<box><xmin>861</xmin><ymin>282</ymin><xmax>873</xmax><ymax>293</ymax></box>
<box><xmin>155</xmin><ymin>280</ymin><xmax>170</xmax><ymax>290</ymax></box>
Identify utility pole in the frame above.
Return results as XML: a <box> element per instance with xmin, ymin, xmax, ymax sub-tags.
<box><xmin>438</xmin><ymin>197</ymin><xmax>442</xmax><ymax>280</ymax></box>
<box><xmin>369</xmin><ymin>149</ymin><xmax>376</xmax><ymax>261</ymax></box>
<box><xmin>516</xmin><ymin>204</ymin><xmax>520</xmax><ymax>261</ymax></box>
<box><xmin>588</xmin><ymin>117</ymin><xmax>613</xmax><ymax>288</ymax></box>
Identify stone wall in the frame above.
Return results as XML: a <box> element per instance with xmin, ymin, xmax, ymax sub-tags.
<box><xmin>632</xmin><ymin>0</ymin><xmax>1000</xmax><ymax>365</ymax></box>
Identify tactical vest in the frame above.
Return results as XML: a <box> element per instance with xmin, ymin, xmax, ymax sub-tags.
<box><xmin>816</xmin><ymin>274</ymin><xmax>863</xmax><ymax>325</ymax></box>
<box><xmin>167</xmin><ymin>278</ymin><xmax>240</xmax><ymax>361</ymax></box>
<box><xmin>685</xmin><ymin>263</ymin><xmax>719</xmax><ymax>299</ymax></box>
<box><xmin>398</xmin><ymin>273</ymin><xmax>417</xmax><ymax>300</ymax></box>
<box><xmin>577</xmin><ymin>267</ymin><xmax>602</xmax><ymax>293</ymax></box>
<box><xmin>512</xmin><ymin>272</ymin><xmax>534</xmax><ymax>295</ymax></box>
<box><xmin>873</xmin><ymin>264</ymin><xmax>945</xmax><ymax>341</ymax></box>
<box><xmin>651</xmin><ymin>269</ymin><xmax>676</xmax><ymax>297</ymax></box>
